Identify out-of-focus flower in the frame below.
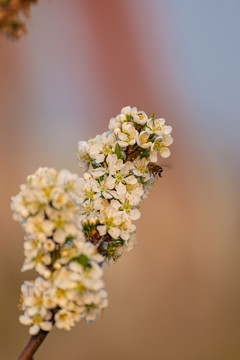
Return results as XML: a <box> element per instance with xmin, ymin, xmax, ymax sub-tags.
<box><xmin>0</xmin><ymin>0</ymin><xmax>38</xmax><ymax>39</ymax></box>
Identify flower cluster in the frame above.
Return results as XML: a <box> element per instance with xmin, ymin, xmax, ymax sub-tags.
<box><xmin>77</xmin><ymin>106</ymin><xmax>173</xmax><ymax>258</ymax></box>
<box><xmin>12</xmin><ymin>106</ymin><xmax>173</xmax><ymax>334</ymax></box>
<box><xmin>12</xmin><ymin>168</ymin><xmax>108</xmax><ymax>333</ymax></box>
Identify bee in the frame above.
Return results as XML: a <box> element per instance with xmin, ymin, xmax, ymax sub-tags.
<box><xmin>147</xmin><ymin>162</ymin><xmax>163</xmax><ymax>177</ymax></box>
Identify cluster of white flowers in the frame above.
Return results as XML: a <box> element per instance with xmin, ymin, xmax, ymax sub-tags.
<box><xmin>12</xmin><ymin>106</ymin><xmax>173</xmax><ymax>335</ymax></box>
<box><xmin>19</xmin><ymin>257</ymin><xmax>107</xmax><ymax>335</ymax></box>
<box><xmin>12</xmin><ymin>168</ymin><xmax>108</xmax><ymax>333</ymax></box>
<box><xmin>78</xmin><ymin>106</ymin><xmax>173</xmax><ymax>257</ymax></box>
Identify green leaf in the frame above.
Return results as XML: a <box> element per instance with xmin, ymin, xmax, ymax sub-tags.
<box><xmin>65</xmin><ymin>235</ymin><xmax>74</xmax><ymax>244</ymax></box>
<box><xmin>126</xmin><ymin>114</ymin><xmax>131</xmax><ymax>122</ymax></box>
<box><xmin>119</xmin><ymin>239</ymin><xmax>124</xmax><ymax>246</ymax></box>
<box><xmin>115</xmin><ymin>143</ymin><xmax>124</xmax><ymax>159</ymax></box>
<box><xmin>149</xmin><ymin>112</ymin><xmax>155</xmax><ymax>119</ymax></box>
<box><xmin>140</xmin><ymin>148</ymin><xmax>151</xmax><ymax>159</ymax></box>
<box><xmin>73</xmin><ymin>254</ymin><xmax>88</xmax><ymax>268</ymax></box>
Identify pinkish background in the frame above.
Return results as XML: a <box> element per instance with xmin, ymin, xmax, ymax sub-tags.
<box><xmin>0</xmin><ymin>1</ymin><xmax>240</xmax><ymax>359</ymax></box>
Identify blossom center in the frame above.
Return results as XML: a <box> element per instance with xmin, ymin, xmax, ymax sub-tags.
<box><xmin>154</xmin><ymin>140</ymin><xmax>163</xmax><ymax>152</ymax></box>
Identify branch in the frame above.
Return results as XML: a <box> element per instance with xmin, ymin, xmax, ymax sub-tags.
<box><xmin>17</xmin><ymin>329</ymin><xmax>49</xmax><ymax>360</ymax></box>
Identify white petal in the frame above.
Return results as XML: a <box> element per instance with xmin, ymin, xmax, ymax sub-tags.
<box><xmin>53</xmin><ymin>229</ymin><xmax>66</xmax><ymax>244</ymax></box>
<box><xmin>163</xmin><ymin>135</ymin><xmax>173</xmax><ymax>146</ymax></box>
<box><xmin>40</xmin><ymin>322</ymin><xmax>53</xmax><ymax>332</ymax></box>
<box><xmin>130</xmin><ymin>209</ymin><xmax>141</xmax><ymax>220</ymax></box>
<box><xmin>124</xmin><ymin>241</ymin><xmax>135</xmax><ymax>251</ymax></box>
<box><xmin>106</xmin><ymin>153</ymin><xmax>117</xmax><ymax>164</ymax></box>
<box><xmin>145</xmin><ymin>126</ymin><xmax>152</xmax><ymax>134</ymax></box>
<box><xmin>89</xmin><ymin>144</ymin><xmax>100</xmax><ymax>156</ymax></box>
<box><xmin>25</xmin><ymin>297</ymin><xmax>35</xmax><ymax>307</ymax></box>
<box><xmin>118</xmin><ymin>133</ymin><xmax>128</xmax><ymax>141</ymax></box>
<box><xmin>78</xmin><ymin>141</ymin><xmax>87</xmax><ymax>151</ymax></box>
<box><xmin>138</xmin><ymin>141</ymin><xmax>152</xmax><ymax>149</ymax></box>
<box><xmin>122</xmin><ymin>122</ymin><xmax>134</xmax><ymax>133</ymax></box>
<box><xmin>109</xmin><ymin>118</ymin><xmax>121</xmax><ymax>131</ymax></box>
<box><xmin>29</xmin><ymin>324</ymin><xmax>40</xmax><ymax>335</ymax></box>
<box><xmin>19</xmin><ymin>315</ymin><xmax>32</xmax><ymax>326</ymax></box>
<box><xmin>106</xmin><ymin>176</ymin><xmax>116</xmax><ymax>190</ymax></box>
<box><xmin>155</xmin><ymin>118</ymin><xmax>165</xmax><ymax>125</ymax></box>
<box><xmin>102</xmin><ymin>191</ymin><xmax>112</xmax><ymax>199</ymax></box>
<box><xmin>160</xmin><ymin>148</ymin><xmax>171</xmax><ymax>158</ymax></box>
<box><xmin>163</xmin><ymin>125</ymin><xmax>172</xmax><ymax>135</ymax></box>
<box><xmin>149</xmin><ymin>150</ymin><xmax>158</xmax><ymax>162</ymax></box>
<box><xmin>42</xmin><ymin>254</ymin><xmax>52</xmax><ymax>265</ymax></box>
<box><xmin>92</xmin><ymin>169</ymin><xmax>105</xmax><ymax>178</ymax></box>
<box><xmin>65</xmin><ymin>223</ymin><xmax>77</xmax><ymax>236</ymax></box>
<box><xmin>97</xmin><ymin>225</ymin><xmax>107</xmax><ymax>236</ymax></box>
<box><xmin>121</xmin><ymin>230</ymin><xmax>130</xmax><ymax>241</ymax></box>
<box><xmin>111</xmin><ymin>200</ymin><xmax>121</xmax><ymax>209</ymax></box>
<box><xmin>129</xmin><ymin>139</ymin><xmax>137</xmax><ymax>146</ymax></box>
<box><xmin>108</xmin><ymin>227</ymin><xmax>121</xmax><ymax>239</ymax></box>
<box><xmin>95</xmin><ymin>154</ymin><xmax>105</xmax><ymax>163</ymax></box>
<box><xmin>83</xmin><ymin>173</ymin><xmax>91</xmax><ymax>180</ymax></box>
<box><xmin>116</xmin><ymin>182</ymin><xmax>126</xmax><ymax>196</ymax></box>
<box><xmin>28</xmin><ymin>307</ymin><xmax>39</xmax><ymax>316</ymax></box>
<box><xmin>124</xmin><ymin>175</ymin><xmax>137</xmax><ymax>184</ymax></box>
<box><xmin>121</xmin><ymin>106</ymin><xmax>131</xmax><ymax>114</ymax></box>
<box><xmin>127</xmin><ymin>194</ymin><xmax>141</xmax><ymax>206</ymax></box>
<box><xmin>114</xmin><ymin>128</ymin><xmax>121</xmax><ymax>136</ymax></box>
<box><xmin>21</xmin><ymin>261</ymin><xmax>34</xmax><ymax>272</ymax></box>
<box><xmin>42</xmin><ymin>221</ymin><xmax>54</xmax><ymax>236</ymax></box>
<box><xmin>43</xmin><ymin>296</ymin><xmax>56</xmax><ymax>309</ymax></box>
<box><xmin>117</xmin><ymin>140</ymin><xmax>128</xmax><ymax>147</ymax></box>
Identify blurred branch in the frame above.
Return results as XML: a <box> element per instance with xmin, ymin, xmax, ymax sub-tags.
<box><xmin>17</xmin><ymin>329</ymin><xmax>49</xmax><ymax>360</ymax></box>
<box><xmin>0</xmin><ymin>0</ymin><xmax>38</xmax><ymax>39</ymax></box>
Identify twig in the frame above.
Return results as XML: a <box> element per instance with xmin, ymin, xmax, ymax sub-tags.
<box><xmin>16</xmin><ymin>329</ymin><xmax>49</xmax><ymax>360</ymax></box>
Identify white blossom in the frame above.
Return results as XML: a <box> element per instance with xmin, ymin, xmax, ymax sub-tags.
<box><xmin>132</xmin><ymin>158</ymin><xmax>151</xmax><ymax>181</ymax></box>
<box><xmin>137</xmin><ymin>131</ymin><xmax>152</xmax><ymax>149</ymax></box>
<box><xmin>152</xmin><ymin>135</ymin><xmax>173</xmax><ymax>158</ymax></box>
<box><xmin>19</xmin><ymin>278</ymin><xmax>53</xmax><ymax>335</ymax></box>
<box><xmin>77</xmin><ymin>141</ymin><xmax>92</xmax><ymax>170</ymax></box>
<box><xmin>132</xmin><ymin>110</ymin><xmax>148</xmax><ymax>125</ymax></box>
<box><xmin>145</xmin><ymin>118</ymin><xmax>165</xmax><ymax>135</ymax></box>
<box><xmin>109</xmin><ymin>117</ymin><xmax>121</xmax><ymax>131</ymax></box>
<box><xmin>117</xmin><ymin>122</ymin><xmax>139</xmax><ymax>147</ymax></box>
<box><xmin>98</xmin><ymin>206</ymin><xmax>122</xmax><ymax>239</ymax></box>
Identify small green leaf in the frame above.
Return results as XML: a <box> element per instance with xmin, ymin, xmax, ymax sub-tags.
<box><xmin>65</xmin><ymin>235</ymin><xmax>74</xmax><ymax>244</ymax></box>
<box><xmin>149</xmin><ymin>112</ymin><xmax>155</xmax><ymax>119</ymax></box>
<box><xmin>140</xmin><ymin>148</ymin><xmax>151</xmax><ymax>159</ymax></box>
<box><xmin>115</xmin><ymin>143</ymin><xmax>124</xmax><ymax>159</ymax></box>
<box><xmin>73</xmin><ymin>254</ymin><xmax>89</xmax><ymax>268</ymax></box>
<box><xmin>126</xmin><ymin>114</ymin><xmax>131</xmax><ymax>122</ymax></box>
<box><xmin>91</xmin><ymin>162</ymin><xmax>99</xmax><ymax>169</ymax></box>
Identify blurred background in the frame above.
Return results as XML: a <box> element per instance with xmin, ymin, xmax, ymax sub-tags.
<box><xmin>0</xmin><ymin>1</ymin><xmax>240</xmax><ymax>359</ymax></box>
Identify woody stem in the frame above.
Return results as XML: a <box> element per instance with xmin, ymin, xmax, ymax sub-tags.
<box><xmin>16</xmin><ymin>329</ymin><xmax>49</xmax><ymax>360</ymax></box>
